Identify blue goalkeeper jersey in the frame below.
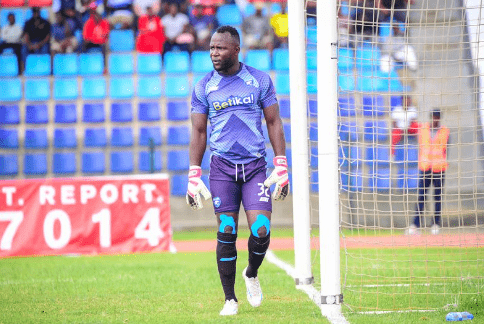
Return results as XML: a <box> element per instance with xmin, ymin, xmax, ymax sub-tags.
<box><xmin>191</xmin><ymin>62</ymin><xmax>278</xmax><ymax>164</ymax></box>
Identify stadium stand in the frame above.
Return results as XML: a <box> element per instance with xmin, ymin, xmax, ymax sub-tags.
<box><xmin>216</xmin><ymin>4</ymin><xmax>242</xmax><ymax>26</ymax></box>
<box><xmin>245</xmin><ymin>50</ymin><xmax>271</xmax><ymax>71</ymax></box>
<box><xmin>79</xmin><ymin>53</ymin><xmax>104</xmax><ymax>76</ymax></box>
<box><xmin>0</xmin><ymin>105</ymin><xmax>20</xmax><ymax>124</ymax></box>
<box><xmin>54</xmin><ymin>128</ymin><xmax>77</xmax><ymax>148</ymax></box>
<box><xmin>138</xmin><ymin>76</ymin><xmax>162</xmax><ymax>98</ymax></box>
<box><xmin>138</xmin><ymin>101</ymin><xmax>160</xmax><ymax>121</ymax></box>
<box><xmin>167</xmin><ymin>125</ymin><xmax>190</xmax><ymax>146</ymax></box>
<box><xmin>362</xmin><ymin>95</ymin><xmax>385</xmax><ymax>116</ymax></box>
<box><xmin>84</xmin><ymin>128</ymin><xmax>107</xmax><ymax>147</ymax></box>
<box><xmin>24</xmin><ymin>129</ymin><xmax>48</xmax><ymax>149</ymax></box>
<box><xmin>167</xmin><ymin>100</ymin><xmax>189</xmax><ymax>121</ymax></box>
<box><xmin>139</xmin><ymin>126</ymin><xmax>162</xmax><ymax>146</ymax></box>
<box><xmin>139</xmin><ymin>151</ymin><xmax>162</xmax><ymax>172</ymax></box>
<box><xmin>164</xmin><ymin>52</ymin><xmax>190</xmax><ymax>73</ymax></box>
<box><xmin>110</xmin><ymin>77</ymin><xmax>135</xmax><ymax>99</ymax></box>
<box><xmin>138</xmin><ymin>54</ymin><xmax>162</xmax><ymax>75</ymax></box>
<box><xmin>54</xmin><ymin>104</ymin><xmax>77</xmax><ymax>124</ymax></box>
<box><xmin>111</xmin><ymin>127</ymin><xmax>134</xmax><ymax>147</ymax></box>
<box><xmin>0</xmin><ymin>78</ymin><xmax>22</xmax><ymax>102</ymax></box>
<box><xmin>0</xmin><ymin>55</ymin><xmax>19</xmax><ymax>77</ymax></box>
<box><xmin>110</xmin><ymin>151</ymin><xmax>134</xmax><ymax>173</ymax></box>
<box><xmin>25</xmin><ymin>104</ymin><xmax>48</xmax><ymax>124</ymax></box>
<box><xmin>82</xmin><ymin>77</ymin><xmax>106</xmax><ymax>99</ymax></box>
<box><xmin>275</xmin><ymin>72</ymin><xmax>290</xmax><ymax>95</ymax></box>
<box><xmin>363</xmin><ymin>120</ymin><xmax>389</xmax><ymax>142</ymax></box>
<box><xmin>109</xmin><ymin>30</ymin><xmax>135</xmax><ymax>52</ymax></box>
<box><xmin>191</xmin><ymin>51</ymin><xmax>212</xmax><ymax>73</ymax></box>
<box><xmin>24</xmin><ymin>153</ymin><xmax>48</xmax><ymax>175</ymax></box>
<box><xmin>0</xmin><ymin>155</ymin><xmax>18</xmax><ymax>176</ymax></box>
<box><xmin>53</xmin><ymin>54</ymin><xmax>78</xmax><ymax>76</ymax></box>
<box><xmin>25</xmin><ymin>78</ymin><xmax>50</xmax><ymax>101</ymax></box>
<box><xmin>337</xmin><ymin>48</ymin><xmax>354</xmax><ymax>71</ymax></box>
<box><xmin>279</xmin><ymin>98</ymin><xmax>290</xmax><ymax>118</ymax></box>
<box><xmin>164</xmin><ymin>75</ymin><xmax>190</xmax><ymax>98</ymax></box>
<box><xmin>109</xmin><ymin>53</ymin><xmax>134</xmax><ymax>75</ymax></box>
<box><xmin>54</xmin><ymin>78</ymin><xmax>78</xmax><ymax>100</ymax></box>
<box><xmin>170</xmin><ymin>174</ymin><xmax>188</xmax><ymax>196</ymax></box>
<box><xmin>167</xmin><ymin>150</ymin><xmax>189</xmax><ymax>171</ymax></box>
<box><xmin>0</xmin><ymin>0</ymin><xmax>25</xmax><ymax>7</ymax></box>
<box><xmin>82</xmin><ymin>152</ymin><xmax>105</xmax><ymax>173</ymax></box>
<box><xmin>0</xmin><ymin>129</ymin><xmax>19</xmax><ymax>149</ymax></box>
<box><xmin>339</xmin><ymin>121</ymin><xmax>359</xmax><ymax>142</ymax></box>
<box><xmin>272</xmin><ymin>48</ymin><xmax>289</xmax><ymax>71</ymax></box>
<box><xmin>83</xmin><ymin>103</ymin><xmax>105</xmax><ymax>123</ymax></box>
<box><xmin>111</xmin><ymin>102</ymin><xmax>133</xmax><ymax>122</ymax></box>
<box><xmin>25</xmin><ymin>54</ymin><xmax>51</xmax><ymax>76</ymax></box>
<box><xmin>53</xmin><ymin>153</ymin><xmax>76</xmax><ymax>174</ymax></box>
<box><xmin>338</xmin><ymin>96</ymin><xmax>356</xmax><ymax>117</ymax></box>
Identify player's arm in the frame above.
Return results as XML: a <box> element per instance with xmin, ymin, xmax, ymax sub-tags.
<box><xmin>263</xmin><ymin>103</ymin><xmax>289</xmax><ymax>200</ymax></box>
<box><xmin>186</xmin><ymin>113</ymin><xmax>211</xmax><ymax>210</ymax></box>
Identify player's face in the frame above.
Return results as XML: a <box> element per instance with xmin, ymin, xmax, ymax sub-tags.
<box><xmin>210</xmin><ymin>32</ymin><xmax>240</xmax><ymax>75</ymax></box>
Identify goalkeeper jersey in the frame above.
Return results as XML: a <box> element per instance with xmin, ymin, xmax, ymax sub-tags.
<box><xmin>191</xmin><ymin>62</ymin><xmax>278</xmax><ymax>164</ymax></box>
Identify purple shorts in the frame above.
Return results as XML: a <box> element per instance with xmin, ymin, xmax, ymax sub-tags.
<box><xmin>209</xmin><ymin>155</ymin><xmax>272</xmax><ymax>213</ymax></box>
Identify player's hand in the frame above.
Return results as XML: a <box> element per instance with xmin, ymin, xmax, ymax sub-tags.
<box><xmin>186</xmin><ymin>166</ymin><xmax>211</xmax><ymax>210</ymax></box>
<box><xmin>264</xmin><ymin>156</ymin><xmax>289</xmax><ymax>201</ymax></box>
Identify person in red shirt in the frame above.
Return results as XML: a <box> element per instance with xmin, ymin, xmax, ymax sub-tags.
<box><xmin>136</xmin><ymin>6</ymin><xmax>166</xmax><ymax>53</ymax></box>
<box><xmin>82</xmin><ymin>3</ymin><xmax>110</xmax><ymax>55</ymax></box>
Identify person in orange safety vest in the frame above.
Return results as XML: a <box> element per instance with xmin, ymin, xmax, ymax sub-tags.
<box><xmin>407</xmin><ymin>109</ymin><xmax>449</xmax><ymax>235</ymax></box>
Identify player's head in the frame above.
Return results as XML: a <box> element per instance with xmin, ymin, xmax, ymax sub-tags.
<box><xmin>431</xmin><ymin>109</ymin><xmax>441</xmax><ymax>127</ymax></box>
<box><xmin>7</xmin><ymin>13</ymin><xmax>15</xmax><ymax>25</ymax></box>
<box><xmin>402</xmin><ymin>94</ymin><xmax>412</xmax><ymax>108</ymax></box>
<box><xmin>210</xmin><ymin>26</ymin><xmax>240</xmax><ymax>75</ymax></box>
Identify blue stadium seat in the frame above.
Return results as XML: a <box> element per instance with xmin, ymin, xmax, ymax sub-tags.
<box><xmin>308</xmin><ymin>100</ymin><xmax>317</xmax><ymax>116</ymax></box>
<box><xmin>309</xmin><ymin>122</ymin><xmax>317</xmax><ymax>141</ymax></box>
<box><xmin>110</xmin><ymin>77</ymin><xmax>134</xmax><ymax>99</ymax></box>
<box><xmin>0</xmin><ymin>105</ymin><xmax>20</xmax><ymax>124</ymax></box>
<box><xmin>82</xmin><ymin>152</ymin><xmax>105</xmax><ymax>173</ymax></box>
<box><xmin>283</xmin><ymin>123</ymin><xmax>291</xmax><ymax>143</ymax></box>
<box><xmin>366</xmin><ymin>146</ymin><xmax>391</xmax><ymax>166</ymax></box>
<box><xmin>338</xmin><ymin>47</ymin><xmax>355</xmax><ymax>72</ymax></box>
<box><xmin>53</xmin><ymin>153</ymin><xmax>76</xmax><ymax>174</ymax></box>
<box><xmin>164</xmin><ymin>51</ymin><xmax>190</xmax><ymax>73</ymax></box>
<box><xmin>111</xmin><ymin>151</ymin><xmax>133</xmax><ymax>173</ymax></box>
<box><xmin>54</xmin><ymin>78</ymin><xmax>78</xmax><ymax>100</ymax></box>
<box><xmin>139</xmin><ymin>151</ymin><xmax>162</xmax><ymax>172</ymax></box>
<box><xmin>165</xmin><ymin>75</ymin><xmax>189</xmax><ymax>98</ymax></box>
<box><xmin>339</xmin><ymin>121</ymin><xmax>359</xmax><ymax>142</ymax></box>
<box><xmin>109</xmin><ymin>53</ymin><xmax>134</xmax><ymax>75</ymax></box>
<box><xmin>307</xmin><ymin>49</ymin><xmax>317</xmax><ymax>70</ymax></box>
<box><xmin>138</xmin><ymin>102</ymin><xmax>160</xmax><ymax>121</ymax></box>
<box><xmin>307</xmin><ymin>72</ymin><xmax>317</xmax><ymax>94</ymax></box>
<box><xmin>24</xmin><ymin>129</ymin><xmax>48</xmax><ymax>149</ymax></box>
<box><xmin>111</xmin><ymin>127</ymin><xmax>133</xmax><ymax>147</ymax></box>
<box><xmin>216</xmin><ymin>4</ymin><xmax>242</xmax><ymax>25</ymax></box>
<box><xmin>167</xmin><ymin>150</ymin><xmax>189</xmax><ymax>171</ymax></box>
<box><xmin>192</xmin><ymin>73</ymin><xmax>204</xmax><ymax>87</ymax></box>
<box><xmin>54</xmin><ymin>128</ymin><xmax>77</xmax><ymax>148</ymax></box>
<box><xmin>394</xmin><ymin>144</ymin><xmax>419</xmax><ymax>165</ymax></box>
<box><xmin>139</xmin><ymin>126</ymin><xmax>162</xmax><ymax>146</ymax></box>
<box><xmin>167</xmin><ymin>125</ymin><xmax>190</xmax><ymax>145</ymax></box>
<box><xmin>138</xmin><ymin>76</ymin><xmax>162</xmax><ymax>98</ymax></box>
<box><xmin>391</xmin><ymin>95</ymin><xmax>403</xmax><ymax>110</ymax></box>
<box><xmin>201</xmin><ymin>150</ymin><xmax>211</xmax><ymax>170</ymax></box>
<box><xmin>0</xmin><ymin>129</ymin><xmax>18</xmax><ymax>149</ymax></box>
<box><xmin>396</xmin><ymin>166</ymin><xmax>419</xmax><ymax>190</ymax></box>
<box><xmin>191</xmin><ymin>51</ymin><xmax>212</xmax><ymax>73</ymax></box>
<box><xmin>25</xmin><ymin>104</ymin><xmax>48</xmax><ymax>124</ymax></box>
<box><xmin>55</xmin><ymin>104</ymin><xmax>77</xmax><ymax>123</ymax></box>
<box><xmin>84</xmin><ymin>128</ymin><xmax>107</xmax><ymax>147</ymax></box>
<box><xmin>137</xmin><ymin>54</ymin><xmax>162</xmax><ymax>75</ymax></box>
<box><xmin>0</xmin><ymin>9</ymin><xmax>24</xmax><ymax>29</ymax></box>
<box><xmin>340</xmin><ymin>168</ymin><xmax>363</xmax><ymax>192</ymax></box>
<box><xmin>385</xmin><ymin>70</ymin><xmax>404</xmax><ymax>92</ymax></box>
<box><xmin>79</xmin><ymin>53</ymin><xmax>104</xmax><ymax>76</ymax></box>
<box><xmin>368</xmin><ymin>166</ymin><xmax>391</xmax><ymax>191</ymax></box>
<box><xmin>279</xmin><ymin>98</ymin><xmax>290</xmax><ymax>118</ymax></box>
<box><xmin>82</xmin><ymin>77</ymin><xmax>106</xmax><ymax>99</ymax></box>
<box><xmin>355</xmin><ymin>46</ymin><xmax>381</xmax><ymax>72</ymax></box>
<box><xmin>111</xmin><ymin>102</ymin><xmax>133</xmax><ymax>122</ymax></box>
<box><xmin>0</xmin><ymin>55</ymin><xmax>18</xmax><ymax>76</ymax></box>
<box><xmin>364</xmin><ymin>120</ymin><xmax>389</xmax><ymax>142</ymax></box>
<box><xmin>25</xmin><ymin>78</ymin><xmax>50</xmax><ymax>101</ymax></box>
<box><xmin>339</xmin><ymin>145</ymin><xmax>362</xmax><ymax>168</ymax></box>
<box><xmin>24</xmin><ymin>153</ymin><xmax>47</xmax><ymax>175</ymax></box>
<box><xmin>338</xmin><ymin>96</ymin><xmax>356</xmax><ymax>117</ymax></box>
<box><xmin>356</xmin><ymin>71</ymin><xmax>387</xmax><ymax>92</ymax></box>
<box><xmin>0</xmin><ymin>154</ymin><xmax>18</xmax><ymax>176</ymax></box>
<box><xmin>171</xmin><ymin>174</ymin><xmax>188</xmax><ymax>196</ymax></box>
<box><xmin>83</xmin><ymin>103</ymin><xmax>105</xmax><ymax>123</ymax></box>
<box><xmin>167</xmin><ymin>100</ymin><xmax>189</xmax><ymax>121</ymax></box>
<box><xmin>245</xmin><ymin>50</ymin><xmax>271</xmax><ymax>71</ymax></box>
<box><xmin>275</xmin><ymin>72</ymin><xmax>290</xmax><ymax>95</ymax></box>
<box><xmin>53</xmin><ymin>54</ymin><xmax>78</xmax><ymax>76</ymax></box>
<box><xmin>310</xmin><ymin>146</ymin><xmax>318</xmax><ymax>168</ymax></box>
<box><xmin>306</xmin><ymin>28</ymin><xmax>317</xmax><ymax>46</ymax></box>
<box><xmin>362</xmin><ymin>95</ymin><xmax>385</xmax><ymax>117</ymax></box>
<box><xmin>109</xmin><ymin>30</ymin><xmax>135</xmax><ymax>52</ymax></box>
<box><xmin>25</xmin><ymin>54</ymin><xmax>51</xmax><ymax>76</ymax></box>
<box><xmin>272</xmin><ymin>48</ymin><xmax>289</xmax><ymax>71</ymax></box>
<box><xmin>338</xmin><ymin>74</ymin><xmax>355</xmax><ymax>92</ymax></box>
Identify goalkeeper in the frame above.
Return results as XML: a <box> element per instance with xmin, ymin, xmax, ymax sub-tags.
<box><xmin>186</xmin><ymin>25</ymin><xmax>289</xmax><ymax>316</ymax></box>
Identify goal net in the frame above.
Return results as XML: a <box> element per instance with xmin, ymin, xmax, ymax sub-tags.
<box><xmin>304</xmin><ymin>0</ymin><xmax>484</xmax><ymax>313</ymax></box>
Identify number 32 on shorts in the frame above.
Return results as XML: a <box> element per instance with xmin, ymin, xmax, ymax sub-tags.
<box><xmin>257</xmin><ymin>183</ymin><xmax>270</xmax><ymax>202</ymax></box>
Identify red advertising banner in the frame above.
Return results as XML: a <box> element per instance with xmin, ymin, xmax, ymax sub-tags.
<box><xmin>0</xmin><ymin>174</ymin><xmax>173</xmax><ymax>258</ymax></box>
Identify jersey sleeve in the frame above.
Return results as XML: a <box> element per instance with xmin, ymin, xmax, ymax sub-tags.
<box><xmin>191</xmin><ymin>78</ymin><xmax>209</xmax><ymax>114</ymax></box>
<box><xmin>259</xmin><ymin>73</ymin><xmax>278</xmax><ymax>108</ymax></box>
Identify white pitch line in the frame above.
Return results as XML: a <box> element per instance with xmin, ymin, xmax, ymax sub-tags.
<box><xmin>265</xmin><ymin>250</ymin><xmax>350</xmax><ymax>324</ymax></box>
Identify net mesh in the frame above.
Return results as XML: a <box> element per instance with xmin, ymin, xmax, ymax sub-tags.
<box><xmin>306</xmin><ymin>0</ymin><xmax>484</xmax><ymax>312</ymax></box>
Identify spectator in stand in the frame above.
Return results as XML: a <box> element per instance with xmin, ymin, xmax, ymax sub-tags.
<box><xmin>51</xmin><ymin>11</ymin><xmax>79</xmax><ymax>54</ymax></box>
<box><xmin>270</xmin><ymin>2</ymin><xmax>288</xmax><ymax>49</ymax></box>
<box><xmin>391</xmin><ymin>94</ymin><xmax>418</xmax><ymax>155</ymax></box>
<box><xmin>349</xmin><ymin>0</ymin><xmax>382</xmax><ymax>43</ymax></box>
<box><xmin>64</xmin><ymin>8</ymin><xmax>84</xmax><ymax>34</ymax></box>
<box><xmin>380</xmin><ymin>22</ymin><xmax>418</xmax><ymax>72</ymax></box>
<box><xmin>162</xmin><ymin>3</ymin><xmax>190</xmax><ymax>54</ymax></box>
<box><xmin>136</xmin><ymin>6</ymin><xmax>166</xmax><ymax>53</ymax></box>
<box><xmin>105</xmin><ymin>0</ymin><xmax>134</xmax><ymax>29</ymax></box>
<box><xmin>134</xmin><ymin>0</ymin><xmax>161</xmax><ymax>17</ymax></box>
<box><xmin>162</xmin><ymin>0</ymin><xmax>189</xmax><ymax>17</ymax></box>
<box><xmin>0</xmin><ymin>13</ymin><xmax>23</xmax><ymax>73</ymax></box>
<box><xmin>190</xmin><ymin>2</ymin><xmax>216</xmax><ymax>51</ymax></box>
<box><xmin>23</xmin><ymin>7</ymin><xmax>51</xmax><ymax>55</ymax></box>
<box><xmin>83</xmin><ymin>2</ymin><xmax>110</xmax><ymax>57</ymax></box>
<box><xmin>380</xmin><ymin>0</ymin><xmax>414</xmax><ymax>23</ymax></box>
<box><xmin>242</xmin><ymin>2</ymin><xmax>273</xmax><ymax>51</ymax></box>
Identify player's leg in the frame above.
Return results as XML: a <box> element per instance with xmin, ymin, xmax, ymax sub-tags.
<box><xmin>246</xmin><ymin>210</ymin><xmax>271</xmax><ymax>278</ymax></box>
<box><xmin>413</xmin><ymin>171</ymin><xmax>431</xmax><ymax>227</ymax></box>
<box><xmin>432</xmin><ymin>172</ymin><xmax>445</xmax><ymax>228</ymax></box>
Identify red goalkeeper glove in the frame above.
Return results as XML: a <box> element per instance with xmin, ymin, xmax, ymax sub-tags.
<box><xmin>263</xmin><ymin>156</ymin><xmax>290</xmax><ymax>201</ymax></box>
<box><xmin>186</xmin><ymin>166</ymin><xmax>211</xmax><ymax>210</ymax></box>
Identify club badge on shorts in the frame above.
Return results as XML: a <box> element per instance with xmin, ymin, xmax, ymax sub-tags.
<box><xmin>213</xmin><ymin>197</ymin><xmax>222</xmax><ymax>208</ymax></box>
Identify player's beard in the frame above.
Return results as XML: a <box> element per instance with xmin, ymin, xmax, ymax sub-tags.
<box><xmin>214</xmin><ymin>56</ymin><xmax>237</xmax><ymax>74</ymax></box>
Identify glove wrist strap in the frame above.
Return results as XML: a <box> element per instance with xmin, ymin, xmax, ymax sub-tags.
<box><xmin>273</xmin><ymin>156</ymin><xmax>288</xmax><ymax>168</ymax></box>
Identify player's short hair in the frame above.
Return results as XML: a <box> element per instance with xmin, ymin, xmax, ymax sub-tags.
<box><xmin>215</xmin><ymin>26</ymin><xmax>240</xmax><ymax>45</ymax></box>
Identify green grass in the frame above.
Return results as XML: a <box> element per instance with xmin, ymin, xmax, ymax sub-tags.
<box><xmin>1</xmin><ymin>229</ymin><xmax>482</xmax><ymax>323</ymax></box>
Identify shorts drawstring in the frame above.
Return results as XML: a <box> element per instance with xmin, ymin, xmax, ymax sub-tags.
<box><xmin>235</xmin><ymin>163</ymin><xmax>246</xmax><ymax>182</ymax></box>
<box><xmin>235</xmin><ymin>164</ymin><xmax>238</xmax><ymax>182</ymax></box>
<box><xmin>242</xmin><ymin>164</ymin><xmax>246</xmax><ymax>182</ymax></box>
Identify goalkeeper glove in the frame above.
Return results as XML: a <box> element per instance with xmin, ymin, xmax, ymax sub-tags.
<box><xmin>186</xmin><ymin>166</ymin><xmax>212</xmax><ymax>210</ymax></box>
<box><xmin>263</xmin><ymin>156</ymin><xmax>290</xmax><ymax>201</ymax></box>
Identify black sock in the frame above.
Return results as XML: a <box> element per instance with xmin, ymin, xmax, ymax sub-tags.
<box><xmin>246</xmin><ymin>234</ymin><xmax>270</xmax><ymax>278</ymax></box>
<box><xmin>216</xmin><ymin>232</ymin><xmax>238</xmax><ymax>301</ymax></box>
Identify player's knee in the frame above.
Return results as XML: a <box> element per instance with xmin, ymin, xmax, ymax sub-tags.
<box><xmin>251</xmin><ymin>214</ymin><xmax>270</xmax><ymax>238</ymax></box>
<box><xmin>219</xmin><ymin>214</ymin><xmax>236</xmax><ymax>234</ymax></box>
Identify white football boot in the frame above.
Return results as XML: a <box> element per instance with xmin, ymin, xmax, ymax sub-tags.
<box><xmin>242</xmin><ymin>267</ymin><xmax>263</xmax><ymax>307</ymax></box>
<box><xmin>405</xmin><ymin>224</ymin><xmax>419</xmax><ymax>235</ymax></box>
<box><xmin>430</xmin><ymin>224</ymin><xmax>441</xmax><ymax>235</ymax></box>
<box><xmin>219</xmin><ymin>299</ymin><xmax>238</xmax><ymax>316</ymax></box>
